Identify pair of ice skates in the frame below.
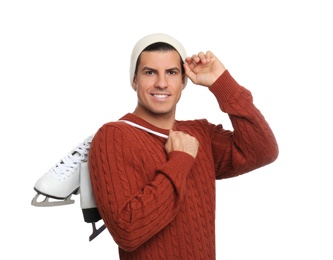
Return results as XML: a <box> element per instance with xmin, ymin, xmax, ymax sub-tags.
<box><xmin>31</xmin><ymin>120</ymin><xmax>168</xmax><ymax>242</ymax></box>
<box><xmin>31</xmin><ymin>135</ymin><xmax>106</xmax><ymax>241</ymax></box>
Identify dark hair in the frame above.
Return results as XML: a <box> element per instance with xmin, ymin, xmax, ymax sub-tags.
<box><xmin>134</xmin><ymin>42</ymin><xmax>185</xmax><ymax>80</ymax></box>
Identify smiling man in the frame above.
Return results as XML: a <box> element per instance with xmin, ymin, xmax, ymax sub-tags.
<box><xmin>130</xmin><ymin>37</ymin><xmax>187</xmax><ymax>129</ymax></box>
<box><xmin>88</xmin><ymin>33</ymin><xmax>279</xmax><ymax>259</ymax></box>
<box><xmin>133</xmin><ymin>49</ymin><xmax>183</xmax><ymax>126</ymax></box>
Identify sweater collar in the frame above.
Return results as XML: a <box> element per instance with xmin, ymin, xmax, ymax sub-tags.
<box><xmin>119</xmin><ymin>113</ymin><xmax>171</xmax><ymax>137</ymax></box>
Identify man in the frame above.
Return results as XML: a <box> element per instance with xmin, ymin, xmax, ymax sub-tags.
<box><xmin>88</xmin><ymin>33</ymin><xmax>278</xmax><ymax>259</ymax></box>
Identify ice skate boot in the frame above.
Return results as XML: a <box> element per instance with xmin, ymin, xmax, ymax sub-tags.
<box><xmin>80</xmin><ymin>161</ymin><xmax>106</xmax><ymax>241</ymax></box>
<box><xmin>31</xmin><ymin>135</ymin><xmax>94</xmax><ymax>207</ymax></box>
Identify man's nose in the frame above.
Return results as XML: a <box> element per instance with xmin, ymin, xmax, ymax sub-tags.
<box><xmin>155</xmin><ymin>74</ymin><xmax>168</xmax><ymax>89</ymax></box>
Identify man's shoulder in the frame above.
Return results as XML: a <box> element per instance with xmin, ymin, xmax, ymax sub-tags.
<box><xmin>96</xmin><ymin>120</ymin><xmax>135</xmax><ymax>136</ymax></box>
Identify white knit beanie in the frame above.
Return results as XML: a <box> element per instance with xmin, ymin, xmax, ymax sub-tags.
<box><xmin>129</xmin><ymin>33</ymin><xmax>187</xmax><ymax>87</ymax></box>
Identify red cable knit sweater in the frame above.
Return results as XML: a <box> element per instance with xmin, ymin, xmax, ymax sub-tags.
<box><xmin>89</xmin><ymin>71</ymin><xmax>279</xmax><ymax>259</ymax></box>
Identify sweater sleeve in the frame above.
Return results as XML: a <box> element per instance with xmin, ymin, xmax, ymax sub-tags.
<box><xmin>209</xmin><ymin>70</ymin><xmax>279</xmax><ymax>179</ymax></box>
<box><xmin>88</xmin><ymin>124</ymin><xmax>195</xmax><ymax>251</ymax></box>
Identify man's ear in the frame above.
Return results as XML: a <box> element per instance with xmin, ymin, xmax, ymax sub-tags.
<box><xmin>182</xmin><ymin>75</ymin><xmax>187</xmax><ymax>89</ymax></box>
<box><xmin>132</xmin><ymin>76</ymin><xmax>137</xmax><ymax>90</ymax></box>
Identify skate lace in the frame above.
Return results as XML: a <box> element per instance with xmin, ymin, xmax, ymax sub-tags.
<box><xmin>49</xmin><ymin>137</ymin><xmax>93</xmax><ymax>177</ymax></box>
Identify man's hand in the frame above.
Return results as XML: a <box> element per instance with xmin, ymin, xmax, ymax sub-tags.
<box><xmin>165</xmin><ymin>130</ymin><xmax>199</xmax><ymax>159</ymax></box>
<box><xmin>183</xmin><ymin>51</ymin><xmax>226</xmax><ymax>87</ymax></box>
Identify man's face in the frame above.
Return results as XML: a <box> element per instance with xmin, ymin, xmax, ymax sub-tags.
<box><xmin>132</xmin><ymin>50</ymin><xmax>185</xmax><ymax>118</ymax></box>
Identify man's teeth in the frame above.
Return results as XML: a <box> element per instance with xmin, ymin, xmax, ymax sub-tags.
<box><xmin>153</xmin><ymin>94</ymin><xmax>168</xmax><ymax>98</ymax></box>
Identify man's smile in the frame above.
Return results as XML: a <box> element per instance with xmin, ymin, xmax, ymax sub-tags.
<box><xmin>151</xmin><ymin>93</ymin><xmax>170</xmax><ymax>99</ymax></box>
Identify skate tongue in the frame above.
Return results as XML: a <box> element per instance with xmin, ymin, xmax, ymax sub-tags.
<box><xmin>70</xmin><ymin>151</ymin><xmax>83</xmax><ymax>159</ymax></box>
<box><xmin>70</xmin><ymin>136</ymin><xmax>93</xmax><ymax>160</ymax></box>
<box><xmin>47</xmin><ymin>136</ymin><xmax>93</xmax><ymax>178</ymax></box>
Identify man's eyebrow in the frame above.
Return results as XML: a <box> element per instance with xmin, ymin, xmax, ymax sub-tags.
<box><xmin>142</xmin><ymin>66</ymin><xmax>181</xmax><ymax>71</ymax></box>
<box><xmin>141</xmin><ymin>66</ymin><xmax>155</xmax><ymax>71</ymax></box>
<box><xmin>167</xmin><ymin>67</ymin><xmax>181</xmax><ymax>72</ymax></box>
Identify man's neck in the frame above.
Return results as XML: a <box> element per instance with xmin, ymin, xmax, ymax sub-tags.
<box><xmin>132</xmin><ymin>110</ymin><xmax>175</xmax><ymax>130</ymax></box>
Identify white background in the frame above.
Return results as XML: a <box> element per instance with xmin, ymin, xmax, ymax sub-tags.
<box><xmin>1</xmin><ymin>0</ymin><xmax>332</xmax><ymax>259</ymax></box>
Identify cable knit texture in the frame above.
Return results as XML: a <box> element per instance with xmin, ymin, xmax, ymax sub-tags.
<box><xmin>89</xmin><ymin>70</ymin><xmax>279</xmax><ymax>259</ymax></box>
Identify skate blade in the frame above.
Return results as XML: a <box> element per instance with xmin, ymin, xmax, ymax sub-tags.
<box><xmin>31</xmin><ymin>193</ymin><xmax>75</xmax><ymax>207</ymax></box>
<box><xmin>89</xmin><ymin>222</ymin><xmax>106</xmax><ymax>241</ymax></box>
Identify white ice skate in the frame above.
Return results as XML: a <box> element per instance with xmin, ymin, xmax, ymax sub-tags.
<box><xmin>31</xmin><ymin>135</ymin><xmax>94</xmax><ymax>207</ymax></box>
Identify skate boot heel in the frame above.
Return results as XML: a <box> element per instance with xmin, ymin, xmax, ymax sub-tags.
<box><xmin>80</xmin><ymin>161</ymin><xmax>106</xmax><ymax>241</ymax></box>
